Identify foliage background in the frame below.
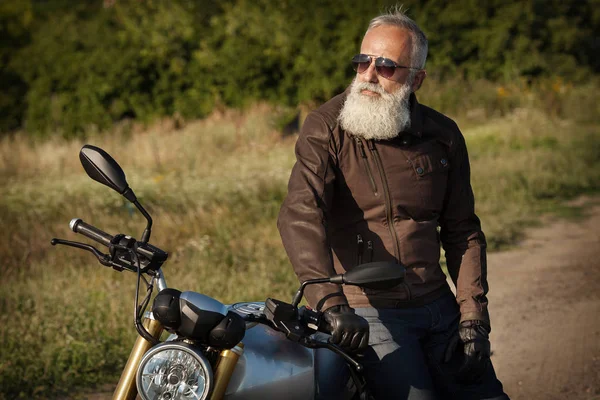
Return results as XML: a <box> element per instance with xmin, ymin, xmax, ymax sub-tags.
<box><xmin>1</xmin><ymin>0</ymin><xmax>599</xmax><ymax>136</ymax></box>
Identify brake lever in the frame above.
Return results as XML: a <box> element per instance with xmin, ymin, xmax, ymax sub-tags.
<box><xmin>51</xmin><ymin>238</ymin><xmax>133</xmax><ymax>272</ymax></box>
<box><xmin>301</xmin><ymin>336</ymin><xmax>364</xmax><ymax>372</ymax></box>
<box><xmin>51</xmin><ymin>238</ymin><xmax>112</xmax><ymax>266</ymax></box>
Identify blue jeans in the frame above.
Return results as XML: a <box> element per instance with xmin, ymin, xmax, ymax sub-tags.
<box><xmin>350</xmin><ymin>292</ymin><xmax>509</xmax><ymax>400</ymax></box>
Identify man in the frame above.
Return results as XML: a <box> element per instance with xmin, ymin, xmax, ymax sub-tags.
<box><xmin>277</xmin><ymin>8</ymin><xmax>509</xmax><ymax>400</ymax></box>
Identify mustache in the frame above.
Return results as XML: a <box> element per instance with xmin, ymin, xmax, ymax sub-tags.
<box><xmin>353</xmin><ymin>81</ymin><xmax>386</xmax><ymax>95</ymax></box>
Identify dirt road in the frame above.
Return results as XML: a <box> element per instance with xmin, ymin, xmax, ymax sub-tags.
<box><xmin>84</xmin><ymin>199</ymin><xmax>600</xmax><ymax>400</ymax></box>
<box><xmin>487</xmin><ymin>198</ymin><xmax>600</xmax><ymax>400</ymax></box>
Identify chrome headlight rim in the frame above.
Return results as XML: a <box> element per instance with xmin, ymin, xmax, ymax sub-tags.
<box><xmin>136</xmin><ymin>341</ymin><xmax>213</xmax><ymax>400</ymax></box>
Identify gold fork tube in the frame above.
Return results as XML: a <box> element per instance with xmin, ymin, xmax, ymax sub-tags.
<box><xmin>112</xmin><ymin>318</ymin><xmax>164</xmax><ymax>400</ymax></box>
<box><xmin>210</xmin><ymin>343</ymin><xmax>244</xmax><ymax>400</ymax></box>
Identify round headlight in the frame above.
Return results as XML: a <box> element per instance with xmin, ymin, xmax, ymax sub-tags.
<box><xmin>136</xmin><ymin>342</ymin><xmax>213</xmax><ymax>400</ymax></box>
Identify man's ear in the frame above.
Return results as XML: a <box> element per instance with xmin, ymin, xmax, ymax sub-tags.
<box><xmin>412</xmin><ymin>70</ymin><xmax>427</xmax><ymax>92</ymax></box>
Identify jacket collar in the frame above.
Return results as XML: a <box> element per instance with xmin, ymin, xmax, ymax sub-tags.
<box><xmin>405</xmin><ymin>93</ymin><xmax>423</xmax><ymax>138</ymax></box>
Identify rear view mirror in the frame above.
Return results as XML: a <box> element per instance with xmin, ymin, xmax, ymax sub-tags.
<box><xmin>291</xmin><ymin>261</ymin><xmax>405</xmax><ymax>307</ymax></box>
<box><xmin>79</xmin><ymin>145</ymin><xmax>136</xmax><ymax>202</ymax></box>
<box><xmin>78</xmin><ymin>144</ymin><xmax>153</xmax><ymax>242</ymax></box>
<box><xmin>80</xmin><ymin>144</ymin><xmax>129</xmax><ymax>194</ymax></box>
<box><xmin>331</xmin><ymin>261</ymin><xmax>405</xmax><ymax>290</ymax></box>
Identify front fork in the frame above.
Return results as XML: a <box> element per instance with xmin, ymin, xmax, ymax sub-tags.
<box><xmin>211</xmin><ymin>343</ymin><xmax>244</xmax><ymax>399</ymax></box>
<box><xmin>113</xmin><ymin>317</ymin><xmax>164</xmax><ymax>400</ymax></box>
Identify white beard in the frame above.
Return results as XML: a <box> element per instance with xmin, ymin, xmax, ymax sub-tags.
<box><xmin>338</xmin><ymin>79</ymin><xmax>412</xmax><ymax>140</ymax></box>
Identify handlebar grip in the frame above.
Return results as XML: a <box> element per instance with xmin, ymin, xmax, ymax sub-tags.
<box><xmin>70</xmin><ymin>218</ymin><xmax>113</xmax><ymax>247</ymax></box>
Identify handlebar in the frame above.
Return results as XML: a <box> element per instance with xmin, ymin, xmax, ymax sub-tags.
<box><xmin>70</xmin><ymin>218</ymin><xmax>113</xmax><ymax>247</ymax></box>
<box><xmin>53</xmin><ymin>218</ymin><xmax>168</xmax><ymax>273</ymax></box>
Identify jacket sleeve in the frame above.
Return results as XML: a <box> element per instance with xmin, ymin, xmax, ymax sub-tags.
<box><xmin>277</xmin><ymin>112</ymin><xmax>348</xmax><ymax>311</ymax></box>
<box><xmin>439</xmin><ymin>128</ymin><xmax>490</xmax><ymax>328</ymax></box>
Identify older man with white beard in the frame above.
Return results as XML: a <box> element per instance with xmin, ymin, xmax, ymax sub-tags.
<box><xmin>340</xmin><ymin>79</ymin><xmax>413</xmax><ymax>141</ymax></box>
<box><xmin>278</xmin><ymin>8</ymin><xmax>509</xmax><ymax>400</ymax></box>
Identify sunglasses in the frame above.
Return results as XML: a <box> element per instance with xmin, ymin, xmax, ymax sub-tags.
<box><xmin>351</xmin><ymin>54</ymin><xmax>419</xmax><ymax>79</ymax></box>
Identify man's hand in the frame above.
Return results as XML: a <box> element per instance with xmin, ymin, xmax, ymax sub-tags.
<box><xmin>322</xmin><ymin>305</ymin><xmax>369</xmax><ymax>352</ymax></box>
<box><xmin>444</xmin><ymin>319</ymin><xmax>491</xmax><ymax>383</ymax></box>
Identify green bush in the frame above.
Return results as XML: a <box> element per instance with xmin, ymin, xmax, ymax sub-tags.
<box><xmin>2</xmin><ymin>0</ymin><xmax>599</xmax><ymax>137</ymax></box>
<box><xmin>11</xmin><ymin>1</ymin><xmax>220</xmax><ymax>137</ymax></box>
<box><xmin>0</xmin><ymin>1</ymin><xmax>32</xmax><ymax>133</ymax></box>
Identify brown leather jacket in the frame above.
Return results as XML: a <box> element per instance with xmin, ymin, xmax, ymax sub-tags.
<box><xmin>277</xmin><ymin>90</ymin><xmax>490</xmax><ymax>325</ymax></box>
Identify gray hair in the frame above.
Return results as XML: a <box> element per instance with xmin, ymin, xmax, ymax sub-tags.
<box><xmin>367</xmin><ymin>6</ymin><xmax>428</xmax><ymax>70</ymax></box>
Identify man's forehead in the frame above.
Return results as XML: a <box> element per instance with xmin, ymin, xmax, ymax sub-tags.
<box><xmin>360</xmin><ymin>25</ymin><xmax>413</xmax><ymax>61</ymax></box>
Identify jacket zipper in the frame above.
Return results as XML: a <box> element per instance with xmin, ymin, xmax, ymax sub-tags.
<box><xmin>368</xmin><ymin>140</ymin><xmax>412</xmax><ymax>300</ymax></box>
<box><xmin>356</xmin><ymin>234</ymin><xmax>364</xmax><ymax>265</ymax></box>
<box><xmin>355</xmin><ymin>137</ymin><xmax>378</xmax><ymax>195</ymax></box>
<box><xmin>367</xmin><ymin>240</ymin><xmax>373</xmax><ymax>262</ymax></box>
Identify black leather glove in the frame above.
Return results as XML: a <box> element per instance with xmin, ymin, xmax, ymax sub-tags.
<box><xmin>444</xmin><ymin>319</ymin><xmax>491</xmax><ymax>384</ymax></box>
<box><xmin>322</xmin><ymin>305</ymin><xmax>369</xmax><ymax>352</ymax></box>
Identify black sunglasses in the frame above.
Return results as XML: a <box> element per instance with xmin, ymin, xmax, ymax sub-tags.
<box><xmin>351</xmin><ymin>54</ymin><xmax>419</xmax><ymax>79</ymax></box>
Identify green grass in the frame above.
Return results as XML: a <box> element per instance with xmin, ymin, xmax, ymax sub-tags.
<box><xmin>463</xmin><ymin>109</ymin><xmax>600</xmax><ymax>248</ymax></box>
<box><xmin>1</xmin><ymin>82</ymin><xmax>599</xmax><ymax>398</ymax></box>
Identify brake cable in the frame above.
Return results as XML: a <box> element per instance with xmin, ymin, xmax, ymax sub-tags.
<box><xmin>131</xmin><ymin>246</ymin><xmax>159</xmax><ymax>345</ymax></box>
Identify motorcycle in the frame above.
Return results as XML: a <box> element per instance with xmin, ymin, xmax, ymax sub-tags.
<box><xmin>51</xmin><ymin>145</ymin><xmax>406</xmax><ymax>400</ymax></box>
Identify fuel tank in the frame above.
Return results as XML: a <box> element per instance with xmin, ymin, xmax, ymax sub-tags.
<box><xmin>225</xmin><ymin>302</ymin><xmax>314</xmax><ymax>399</ymax></box>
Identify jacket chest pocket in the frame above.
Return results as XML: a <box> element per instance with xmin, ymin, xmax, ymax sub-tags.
<box><xmin>407</xmin><ymin>147</ymin><xmax>450</xmax><ymax>212</ymax></box>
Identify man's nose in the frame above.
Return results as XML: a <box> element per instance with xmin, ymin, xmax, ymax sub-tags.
<box><xmin>361</xmin><ymin>61</ymin><xmax>379</xmax><ymax>83</ymax></box>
